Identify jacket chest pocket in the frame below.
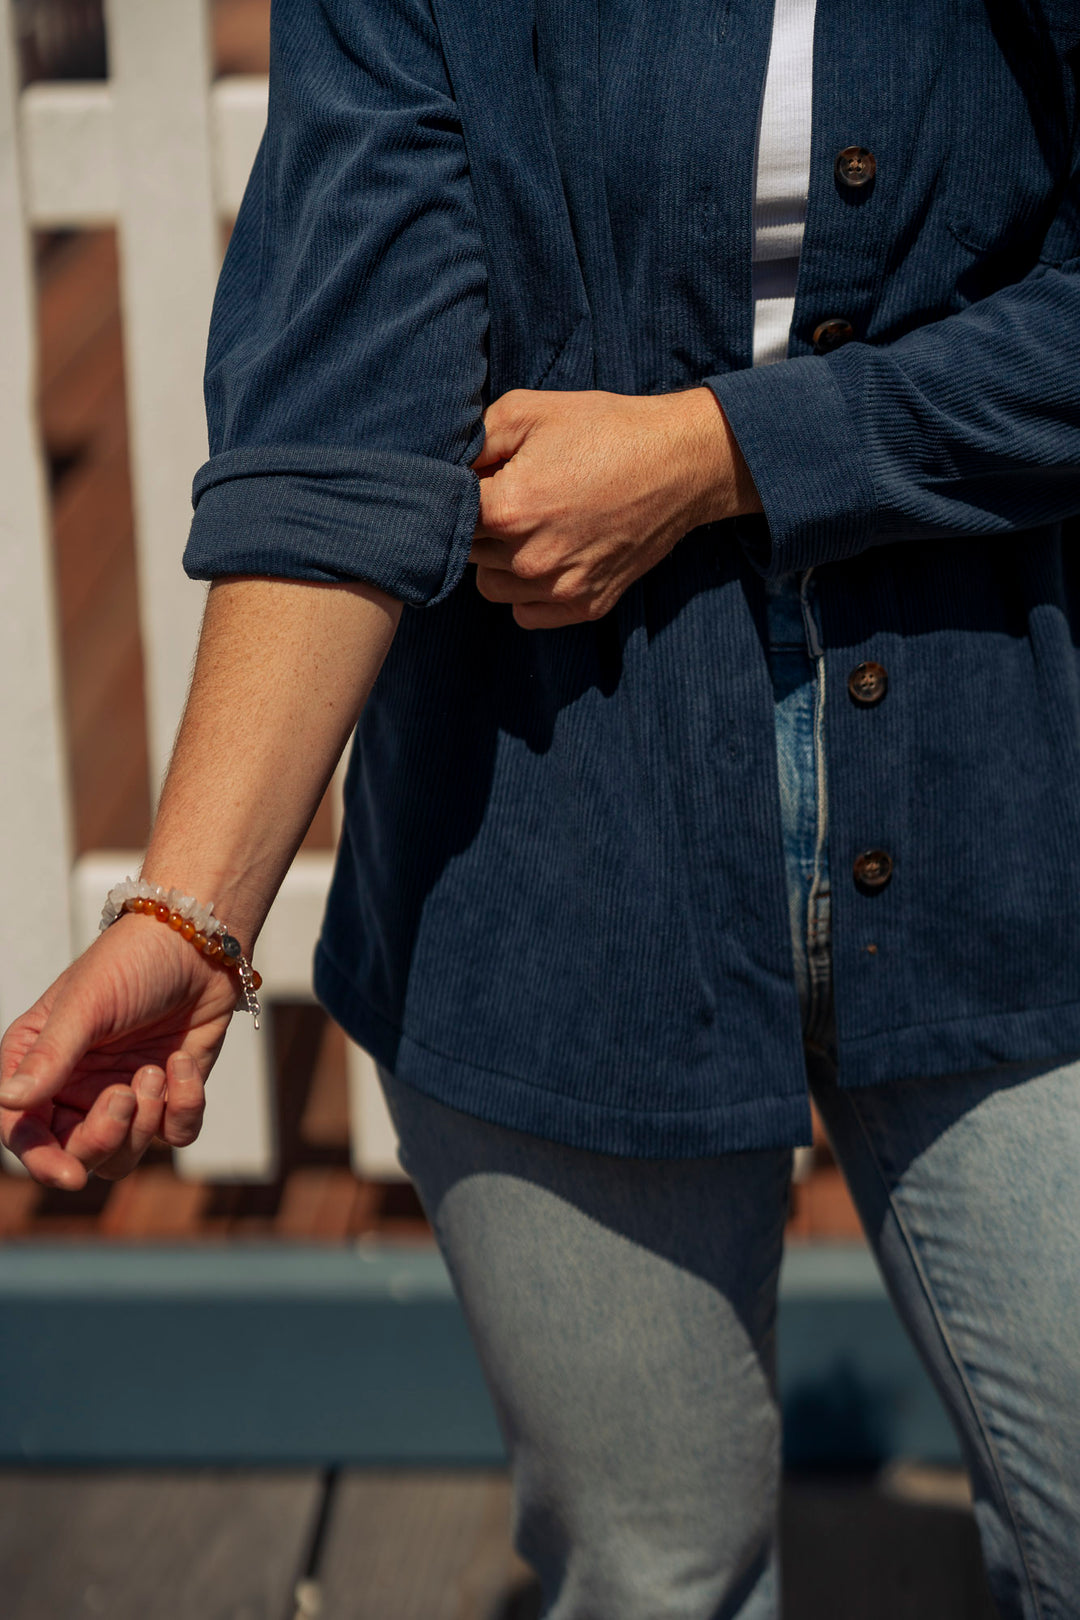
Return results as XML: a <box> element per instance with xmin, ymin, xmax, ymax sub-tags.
<box><xmin>942</xmin><ymin>13</ymin><xmax>1072</xmax><ymax>261</ymax></box>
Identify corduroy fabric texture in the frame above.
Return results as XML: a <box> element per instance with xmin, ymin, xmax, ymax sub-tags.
<box><xmin>185</xmin><ymin>0</ymin><xmax>1080</xmax><ymax>1157</ymax></box>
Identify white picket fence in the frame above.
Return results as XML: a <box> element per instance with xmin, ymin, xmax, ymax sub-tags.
<box><xmin>0</xmin><ymin>0</ymin><xmax>402</xmax><ymax>1181</ymax></box>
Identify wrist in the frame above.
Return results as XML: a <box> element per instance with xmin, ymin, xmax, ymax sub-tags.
<box><xmin>137</xmin><ymin>852</ymin><xmax>269</xmax><ymax>954</ymax></box>
<box><xmin>102</xmin><ymin>878</ymin><xmax>263</xmax><ymax>1024</ymax></box>
<box><xmin>667</xmin><ymin>387</ymin><xmax>763</xmax><ymax>529</ymax></box>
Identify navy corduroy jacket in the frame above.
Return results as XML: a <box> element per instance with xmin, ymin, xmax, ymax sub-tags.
<box><xmin>185</xmin><ymin>0</ymin><xmax>1080</xmax><ymax>1156</ymax></box>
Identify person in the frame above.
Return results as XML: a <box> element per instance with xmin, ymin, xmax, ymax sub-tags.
<box><xmin>4</xmin><ymin>0</ymin><xmax>1080</xmax><ymax>1611</ymax></box>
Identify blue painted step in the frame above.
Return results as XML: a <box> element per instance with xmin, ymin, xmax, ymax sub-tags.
<box><xmin>0</xmin><ymin>1241</ymin><xmax>959</xmax><ymax>1466</ymax></box>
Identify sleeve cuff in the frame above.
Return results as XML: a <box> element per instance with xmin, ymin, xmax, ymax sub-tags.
<box><xmin>704</xmin><ymin>355</ymin><xmax>877</xmax><ymax>578</ymax></box>
<box><xmin>183</xmin><ymin>445</ymin><xmax>481</xmax><ymax>608</ymax></box>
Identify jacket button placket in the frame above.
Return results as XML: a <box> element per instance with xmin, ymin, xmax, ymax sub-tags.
<box><xmin>853</xmin><ymin>848</ymin><xmax>894</xmax><ymax>893</ymax></box>
<box><xmin>848</xmin><ymin>660</ymin><xmax>888</xmax><ymax>705</ymax></box>
<box><xmin>812</xmin><ymin>318</ymin><xmax>855</xmax><ymax>354</ymax></box>
<box><xmin>835</xmin><ymin>146</ymin><xmax>876</xmax><ymax>189</ymax></box>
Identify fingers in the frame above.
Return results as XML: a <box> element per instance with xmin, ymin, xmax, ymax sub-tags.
<box><xmin>474</xmin><ymin>563</ymin><xmax>608</xmax><ymax>627</ymax></box>
<box><xmin>2</xmin><ymin>1107</ymin><xmax>88</xmax><ymax>1191</ymax></box>
<box><xmin>1</xmin><ymin>1047</ymin><xmax>206</xmax><ymax>1190</ymax></box>
<box><xmin>159</xmin><ymin>1051</ymin><xmax>206</xmax><ymax>1148</ymax></box>
<box><xmin>474</xmin><ymin>564</ymin><xmax>560</xmax><ymax>605</ymax></box>
<box><xmin>468</xmin><ymin>537</ymin><xmax>519</xmax><ymax>570</ymax></box>
<box><xmin>0</xmin><ymin>999</ymin><xmax>95</xmax><ymax>1114</ymax></box>
<box><xmin>55</xmin><ymin>1086</ymin><xmax>139</xmax><ymax>1181</ymax></box>
<box><xmin>84</xmin><ymin>1066</ymin><xmax>167</xmax><ymax>1182</ymax></box>
<box><xmin>513</xmin><ymin>601</ymin><xmax>594</xmax><ymax>630</ymax></box>
<box><xmin>2</xmin><ymin>1085</ymin><xmax>138</xmax><ymax>1191</ymax></box>
<box><xmin>470</xmin><ymin>389</ymin><xmax>537</xmax><ymax>469</ymax></box>
<box><xmin>3</xmin><ymin>1052</ymin><xmax>191</xmax><ymax>1190</ymax></box>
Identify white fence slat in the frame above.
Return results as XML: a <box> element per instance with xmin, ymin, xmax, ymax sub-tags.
<box><xmin>211</xmin><ymin>74</ymin><xmax>267</xmax><ymax>216</ymax></box>
<box><xmin>22</xmin><ymin>76</ymin><xmax>267</xmax><ymax>230</ymax></box>
<box><xmin>21</xmin><ymin>81</ymin><xmax>116</xmax><ymax>224</ymax></box>
<box><xmin>0</xmin><ymin>3</ymin><xmax>73</xmax><ymax>1037</ymax></box>
<box><xmin>102</xmin><ymin>0</ymin><xmax>219</xmax><ymax>794</ymax></box>
<box><xmin>173</xmin><ymin>1011</ymin><xmax>275</xmax><ymax>1182</ymax></box>
<box><xmin>347</xmin><ymin>1044</ymin><xmax>407</xmax><ymax>1182</ymax></box>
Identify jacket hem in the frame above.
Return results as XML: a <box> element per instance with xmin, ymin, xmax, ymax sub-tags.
<box><xmin>838</xmin><ymin>999</ymin><xmax>1080</xmax><ymax>1089</ymax></box>
<box><xmin>313</xmin><ymin>944</ymin><xmax>816</xmax><ymax>1160</ymax></box>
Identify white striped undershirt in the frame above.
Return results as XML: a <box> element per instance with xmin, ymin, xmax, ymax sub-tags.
<box><xmin>751</xmin><ymin>0</ymin><xmax>817</xmax><ymax>367</ymax></box>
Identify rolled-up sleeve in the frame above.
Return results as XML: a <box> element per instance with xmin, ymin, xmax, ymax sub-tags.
<box><xmin>706</xmin><ymin>132</ymin><xmax>1080</xmax><ymax>580</ymax></box>
<box><xmin>183</xmin><ymin>0</ymin><xmax>489</xmax><ymax>606</ymax></box>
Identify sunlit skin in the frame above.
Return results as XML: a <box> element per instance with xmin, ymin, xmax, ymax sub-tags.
<box><xmin>469</xmin><ymin>385</ymin><xmax>761</xmax><ymax>628</ymax></box>
<box><xmin>0</xmin><ymin>388</ymin><xmax>759</xmax><ymax>1187</ymax></box>
<box><xmin>0</xmin><ymin>578</ymin><xmax>402</xmax><ymax>1189</ymax></box>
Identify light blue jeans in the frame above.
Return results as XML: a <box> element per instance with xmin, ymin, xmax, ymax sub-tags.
<box><xmin>378</xmin><ymin>572</ymin><xmax>1080</xmax><ymax>1619</ymax></box>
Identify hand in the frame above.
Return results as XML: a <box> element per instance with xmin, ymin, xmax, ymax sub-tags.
<box><xmin>468</xmin><ymin>386</ymin><xmax>761</xmax><ymax>629</ymax></box>
<box><xmin>0</xmin><ymin>916</ymin><xmax>240</xmax><ymax>1190</ymax></box>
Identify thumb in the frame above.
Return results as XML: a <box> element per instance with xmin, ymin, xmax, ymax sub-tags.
<box><xmin>0</xmin><ymin>1005</ymin><xmax>91</xmax><ymax>1111</ymax></box>
<box><xmin>471</xmin><ymin>389</ymin><xmax>538</xmax><ymax>470</ymax></box>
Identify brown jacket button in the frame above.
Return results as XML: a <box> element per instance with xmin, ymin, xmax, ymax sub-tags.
<box><xmin>848</xmin><ymin>661</ymin><xmax>888</xmax><ymax>706</ymax></box>
<box><xmin>835</xmin><ymin>147</ymin><xmax>876</xmax><ymax>189</ymax></box>
<box><xmin>853</xmin><ymin>849</ymin><xmax>893</xmax><ymax>892</ymax></box>
<box><xmin>812</xmin><ymin>318</ymin><xmax>855</xmax><ymax>354</ymax></box>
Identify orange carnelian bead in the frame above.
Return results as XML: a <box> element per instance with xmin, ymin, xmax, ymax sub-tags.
<box><xmin>204</xmin><ymin>937</ymin><xmax>222</xmax><ymax>961</ymax></box>
<box><xmin>180</xmin><ymin>921</ymin><xmax>196</xmax><ymax>940</ymax></box>
<box><xmin>168</xmin><ymin>911</ymin><xmax>184</xmax><ymax>930</ymax></box>
<box><xmin>251</xmin><ymin>970</ymin><xmax>262</xmax><ymax>991</ymax></box>
<box><xmin>155</xmin><ymin>903</ymin><xmax>170</xmax><ymax>922</ymax></box>
<box><xmin>129</xmin><ymin>897</ymin><xmax>143</xmax><ymax>913</ymax></box>
<box><xmin>192</xmin><ymin>933</ymin><xmax>207</xmax><ymax>952</ymax></box>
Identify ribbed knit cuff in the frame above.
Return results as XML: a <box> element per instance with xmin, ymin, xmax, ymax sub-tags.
<box><xmin>705</xmin><ymin>356</ymin><xmax>876</xmax><ymax>578</ymax></box>
<box><xmin>184</xmin><ymin>445</ymin><xmax>481</xmax><ymax>608</ymax></box>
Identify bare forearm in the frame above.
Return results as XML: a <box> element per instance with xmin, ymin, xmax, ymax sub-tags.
<box><xmin>142</xmin><ymin>576</ymin><xmax>402</xmax><ymax>947</ymax></box>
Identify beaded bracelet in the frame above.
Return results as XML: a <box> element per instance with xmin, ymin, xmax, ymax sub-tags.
<box><xmin>99</xmin><ymin>877</ymin><xmax>262</xmax><ymax>1028</ymax></box>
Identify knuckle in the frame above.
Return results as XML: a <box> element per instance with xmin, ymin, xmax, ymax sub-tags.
<box><xmin>548</xmin><ymin>575</ymin><xmax>578</xmax><ymax>605</ymax></box>
<box><xmin>509</xmin><ymin>550</ymin><xmax>545</xmax><ymax>582</ymax></box>
<box><xmin>499</xmin><ymin>388</ymin><xmax>534</xmax><ymax>422</ymax></box>
<box><xmin>488</xmin><ymin>494</ymin><xmax>524</xmax><ymax>537</ymax></box>
<box><xmin>84</xmin><ymin>1125</ymin><xmax>119</xmax><ymax>1158</ymax></box>
<box><xmin>168</xmin><ymin>1109</ymin><xmax>204</xmax><ymax>1147</ymax></box>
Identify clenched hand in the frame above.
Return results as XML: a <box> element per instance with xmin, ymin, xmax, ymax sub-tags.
<box><xmin>469</xmin><ymin>386</ymin><xmax>761</xmax><ymax>629</ymax></box>
<box><xmin>0</xmin><ymin>918</ymin><xmax>236</xmax><ymax>1189</ymax></box>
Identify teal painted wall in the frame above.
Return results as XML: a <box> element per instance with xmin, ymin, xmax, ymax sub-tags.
<box><xmin>0</xmin><ymin>1243</ymin><xmax>959</xmax><ymax>1466</ymax></box>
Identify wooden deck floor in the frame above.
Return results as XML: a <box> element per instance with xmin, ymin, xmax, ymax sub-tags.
<box><xmin>0</xmin><ymin>1465</ymin><xmax>998</xmax><ymax>1619</ymax></box>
